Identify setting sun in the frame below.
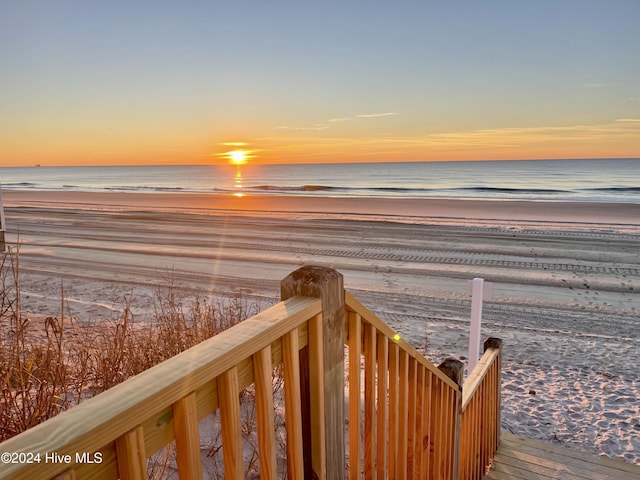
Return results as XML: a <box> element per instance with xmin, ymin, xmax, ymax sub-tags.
<box><xmin>229</xmin><ymin>150</ymin><xmax>247</xmax><ymax>165</ymax></box>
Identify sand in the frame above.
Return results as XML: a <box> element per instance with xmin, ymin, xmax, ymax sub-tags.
<box><xmin>2</xmin><ymin>190</ymin><xmax>639</xmax><ymax>465</ymax></box>
<box><xmin>4</xmin><ymin>189</ymin><xmax>640</xmax><ymax>226</ymax></box>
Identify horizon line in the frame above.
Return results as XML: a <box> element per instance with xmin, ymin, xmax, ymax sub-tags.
<box><xmin>2</xmin><ymin>156</ymin><xmax>639</xmax><ymax>169</ymax></box>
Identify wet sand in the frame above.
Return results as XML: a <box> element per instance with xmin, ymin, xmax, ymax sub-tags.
<box><xmin>4</xmin><ymin>189</ymin><xmax>640</xmax><ymax>225</ymax></box>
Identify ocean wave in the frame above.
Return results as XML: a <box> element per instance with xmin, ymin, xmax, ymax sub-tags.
<box><xmin>105</xmin><ymin>186</ymin><xmax>185</xmax><ymax>192</ymax></box>
<box><xmin>251</xmin><ymin>185</ymin><xmax>340</xmax><ymax>192</ymax></box>
<box><xmin>151</xmin><ymin>187</ymin><xmax>184</xmax><ymax>192</ymax></box>
<box><xmin>250</xmin><ymin>185</ymin><xmax>423</xmax><ymax>193</ymax></box>
<box><xmin>585</xmin><ymin>187</ymin><xmax>640</xmax><ymax>194</ymax></box>
<box><xmin>1</xmin><ymin>181</ymin><xmax>38</xmax><ymax>188</ymax></box>
<box><xmin>459</xmin><ymin>186</ymin><xmax>569</xmax><ymax>194</ymax></box>
<box><xmin>248</xmin><ymin>184</ymin><xmax>572</xmax><ymax>196</ymax></box>
<box><xmin>360</xmin><ymin>186</ymin><xmax>417</xmax><ymax>193</ymax></box>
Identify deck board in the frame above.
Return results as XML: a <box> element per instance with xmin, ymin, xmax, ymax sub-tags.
<box><xmin>486</xmin><ymin>433</ymin><xmax>640</xmax><ymax>480</ymax></box>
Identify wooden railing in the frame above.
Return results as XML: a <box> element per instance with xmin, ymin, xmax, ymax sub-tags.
<box><xmin>0</xmin><ymin>266</ymin><xmax>502</xmax><ymax>479</ymax></box>
<box><xmin>0</xmin><ymin>290</ymin><xmax>324</xmax><ymax>479</ymax></box>
<box><xmin>459</xmin><ymin>339</ymin><xmax>503</xmax><ymax>479</ymax></box>
<box><xmin>344</xmin><ymin>292</ymin><xmax>463</xmax><ymax>480</ymax></box>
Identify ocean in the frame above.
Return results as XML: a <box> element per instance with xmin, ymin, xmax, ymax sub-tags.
<box><xmin>1</xmin><ymin>158</ymin><xmax>639</xmax><ymax>203</ymax></box>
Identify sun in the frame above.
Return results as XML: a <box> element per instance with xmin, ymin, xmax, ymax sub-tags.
<box><xmin>216</xmin><ymin>143</ymin><xmax>256</xmax><ymax>164</ymax></box>
<box><xmin>228</xmin><ymin>150</ymin><xmax>247</xmax><ymax>165</ymax></box>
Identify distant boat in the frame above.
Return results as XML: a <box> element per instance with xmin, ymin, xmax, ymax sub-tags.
<box><xmin>34</xmin><ymin>164</ymin><xmax>41</xmax><ymax>167</ymax></box>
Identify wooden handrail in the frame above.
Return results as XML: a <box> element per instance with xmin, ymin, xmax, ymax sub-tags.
<box><xmin>461</xmin><ymin>348</ymin><xmax>500</xmax><ymax>411</ymax></box>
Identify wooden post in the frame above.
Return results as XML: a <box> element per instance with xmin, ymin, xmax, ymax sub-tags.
<box><xmin>437</xmin><ymin>358</ymin><xmax>464</xmax><ymax>388</ymax></box>
<box><xmin>437</xmin><ymin>357</ymin><xmax>463</xmax><ymax>480</ymax></box>
<box><xmin>281</xmin><ymin>265</ymin><xmax>345</xmax><ymax>480</ymax></box>
<box><xmin>484</xmin><ymin>337</ymin><xmax>503</xmax><ymax>450</ymax></box>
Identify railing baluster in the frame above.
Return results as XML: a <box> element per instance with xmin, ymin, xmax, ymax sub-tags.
<box><xmin>469</xmin><ymin>383</ymin><xmax>476</xmax><ymax>480</ymax></box>
<box><xmin>451</xmin><ymin>388</ymin><xmax>459</xmax><ymax>479</ymax></box>
<box><xmin>493</xmin><ymin>357</ymin><xmax>500</xmax><ymax>448</ymax></box>
<box><xmin>488</xmin><ymin>361</ymin><xmax>496</xmax><ymax>458</ymax></box>
<box><xmin>407</xmin><ymin>358</ymin><xmax>417</xmax><ymax>480</ymax></box>
<box><xmin>452</xmin><ymin>385</ymin><xmax>462</xmax><ymax>480</ymax></box>
<box><xmin>115</xmin><ymin>426</ymin><xmax>147</xmax><ymax>480</ymax></box>
<box><xmin>414</xmin><ymin>366</ymin><xmax>424</xmax><ymax>480</ymax></box>
<box><xmin>173</xmin><ymin>392</ymin><xmax>202</xmax><ymax>479</ymax></box>
<box><xmin>363</xmin><ymin>323</ymin><xmax>377</xmax><ymax>480</ymax></box>
<box><xmin>475</xmin><ymin>389</ymin><xmax>481</xmax><ymax>478</ymax></box>
<box><xmin>253</xmin><ymin>346</ymin><xmax>278</xmax><ymax>480</ymax></box>
<box><xmin>442</xmin><ymin>383</ymin><xmax>451</xmax><ymax>479</ymax></box>
<box><xmin>496</xmin><ymin>364</ymin><xmax>502</xmax><ymax>450</ymax></box>
<box><xmin>388</xmin><ymin>341</ymin><xmax>399</xmax><ymax>477</ymax></box>
<box><xmin>479</xmin><ymin>381</ymin><xmax>485</xmax><ymax>479</ymax></box>
<box><xmin>484</xmin><ymin>365</ymin><xmax>492</xmax><ymax>475</ymax></box>
<box><xmin>376</xmin><ymin>333</ymin><xmax>388</xmax><ymax>480</ymax></box>
<box><xmin>475</xmin><ymin>388</ymin><xmax>481</xmax><ymax>478</ymax></box>
<box><xmin>348</xmin><ymin>311</ymin><xmax>362</xmax><ymax>480</ymax></box>
<box><xmin>430</xmin><ymin>378</ymin><xmax>442</xmax><ymax>479</ymax></box>
<box><xmin>449</xmin><ymin>386</ymin><xmax>458</xmax><ymax>480</ymax></box>
<box><xmin>488</xmin><ymin>357</ymin><xmax>498</xmax><ymax>472</ymax></box>
<box><xmin>460</xmin><ymin>395</ymin><xmax>470</xmax><ymax>479</ymax></box>
<box><xmin>481</xmin><ymin>377</ymin><xmax>488</xmax><ymax>478</ymax></box>
<box><xmin>397</xmin><ymin>349</ymin><xmax>409</xmax><ymax>480</ymax></box>
<box><xmin>283</xmin><ymin>329</ymin><xmax>305</xmax><ymax>479</ymax></box>
<box><xmin>422</xmin><ymin>370</ymin><xmax>432</xmax><ymax>480</ymax></box>
<box><xmin>218</xmin><ymin>367</ymin><xmax>243</xmax><ymax>480</ymax></box>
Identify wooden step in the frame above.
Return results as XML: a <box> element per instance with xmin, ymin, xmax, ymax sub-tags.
<box><xmin>486</xmin><ymin>432</ymin><xmax>640</xmax><ymax>480</ymax></box>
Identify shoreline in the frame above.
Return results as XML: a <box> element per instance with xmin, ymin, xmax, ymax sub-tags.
<box><xmin>3</xmin><ymin>189</ymin><xmax>640</xmax><ymax>228</ymax></box>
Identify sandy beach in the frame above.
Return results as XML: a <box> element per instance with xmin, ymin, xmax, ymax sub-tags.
<box><xmin>2</xmin><ymin>190</ymin><xmax>640</xmax><ymax>465</ymax></box>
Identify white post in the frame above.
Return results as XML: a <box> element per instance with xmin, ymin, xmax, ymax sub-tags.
<box><xmin>468</xmin><ymin>277</ymin><xmax>485</xmax><ymax>373</ymax></box>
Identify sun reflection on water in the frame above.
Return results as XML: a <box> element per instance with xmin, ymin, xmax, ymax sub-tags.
<box><xmin>233</xmin><ymin>166</ymin><xmax>245</xmax><ymax>197</ymax></box>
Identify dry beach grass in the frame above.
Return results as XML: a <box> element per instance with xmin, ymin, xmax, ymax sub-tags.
<box><xmin>0</xmin><ymin>247</ymin><xmax>259</xmax><ymax>442</ymax></box>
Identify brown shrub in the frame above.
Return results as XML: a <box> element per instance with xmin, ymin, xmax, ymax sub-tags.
<box><xmin>0</xmin><ymin>247</ymin><xmax>260</xmax><ymax>442</ymax></box>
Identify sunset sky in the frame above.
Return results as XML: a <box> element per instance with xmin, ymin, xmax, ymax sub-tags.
<box><xmin>1</xmin><ymin>1</ymin><xmax>639</xmax><ymax>166</ymax></box>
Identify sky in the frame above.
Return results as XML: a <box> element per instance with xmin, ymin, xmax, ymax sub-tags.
<box><xmin>1</xmin><ymin>1</ymin><xmax>639</xmax><ymax>166</ymax></box>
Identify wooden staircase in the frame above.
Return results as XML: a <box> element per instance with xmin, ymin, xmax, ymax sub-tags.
<box><xmin>0</xmin><ymin>265</ymin><xmax>503</xmax><ymax>479</ymax></box>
